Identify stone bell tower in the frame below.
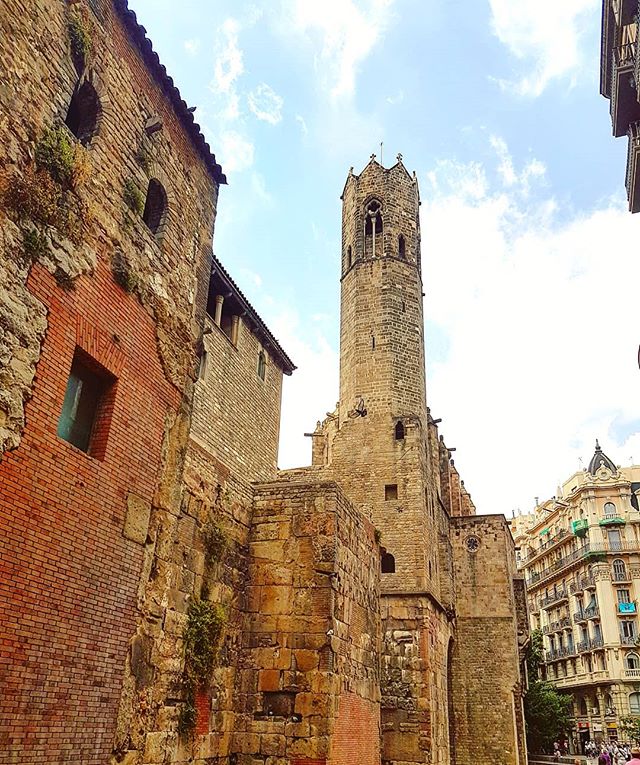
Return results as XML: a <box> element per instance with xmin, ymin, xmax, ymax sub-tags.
<box><xmin>339</xmin><ymin>155</ymin><xmax>426</xmax><ymax>422</ymax></box>
<box><xmin>319</xmin><ymin>155</ymin><xmax>440</xmax><ymax>596</ymax></box>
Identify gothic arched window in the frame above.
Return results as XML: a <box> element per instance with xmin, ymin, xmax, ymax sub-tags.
<box><xmin>142</xmin><ymin>178</ymin><xmax>167</xmax><ymax>235</ymax></box>
<box><xmin>65</xmin><ymin>80</ymin><xmax>101</xmax><ymax>145</ymax></box>
<box><xmin>613</xmin><ymin>558</ymin><xmax>627</xmax><ymax>581</ymax></box>
<box><xmin>364</xmin><ymin>200</ymin><xmax>382</xmax><ymax>258</ymax></box>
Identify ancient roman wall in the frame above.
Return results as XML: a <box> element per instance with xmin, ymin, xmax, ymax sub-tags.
<box><xmin>449</xmin><ymin>515</ymin><xmax>528</xmax><ymax>765</ymax></box>
<box><xmin>381</xmin><ymin>596</ymin><xmax>454</xmax><ymax>765</ymax></box>
<box><xmin>0</xmin><ymin>0</ymin><xmax>219</xmax><ymax>762</ymax></box>
<box><xmin>232</xmin><ymin>479</ymin><xmax>381</xmax><ymax>765</ymax></box>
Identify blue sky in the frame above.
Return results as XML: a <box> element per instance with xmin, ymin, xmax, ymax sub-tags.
<box><xmin>130</xmin><ymin>0</ymin><xmax>640</xmax><ymax>516</ymax></box>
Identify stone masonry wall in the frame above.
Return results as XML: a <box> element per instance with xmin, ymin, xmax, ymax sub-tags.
<box><xmin>191</xmin><ymin>313</ymin><xmax>284</xmax><ymax>484</ymax></box>
<box><xmin>233</xmin><ymin>479</ymin><xmax>381</xmax><ymax>765</ymax></box>
<box><xmin>449</xmin><ymin>515</ymin><xmax>527</xmax><ymax>765</ymax></box>
<box><xmin>381</xmin><ymin>595</ymin><xmax>454</xmax><ymax>765</ymax></box>
<box><xmin>0</xmin><ymin>1</ymin><xmax>219</xmax><ymax>762</ymax></box>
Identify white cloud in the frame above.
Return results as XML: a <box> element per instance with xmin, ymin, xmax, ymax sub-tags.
<box><xmin>213</xmin><ymin>18</ymin><xmax>244</xmax><ymax>93</ymax></box>
<box><xmin>247</xmin><ymin>83</ymin><xmax>284</xmax><ymax>125</ymax></box>
<box><xmin>488</xmin><ymin>0</ymin><xmax>598</xmax><ymax>96</ymax></box>
<box><xmin>250</xmin><ymin>172</ymin><xmax>274</xmax><ymax>206</ymax></box>
<box><xmin>295</xmin><ymin>114</ymin><xmax>309</xmax><ymax>135</ymax></box>
<box><xmin>288</xmin><ymin>0</ymin><xmax>395</xmax><ymax>99</ymax></box>
<box><xmin>273</xmin><ymin>308</ymin><xmax>339</xmax><ymax>470</ymax></box>
<box><xmin>218</xmin><ymin>131</ymin><xmax>255</xmax><ymax>172</ymax></box>
<box><xmin>184</xmin><ymin>38</ymin><xmax>200</xmax><ymax>56</ymax></box>
<box><xmin>421</xmin><ymin>138</ymin><xmax>637</xmax><ymax>516</ymax></box>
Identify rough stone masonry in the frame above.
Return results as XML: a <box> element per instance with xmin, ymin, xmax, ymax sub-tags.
<box><xmin>0</xmin><ymin>2</ymin><xmax>529</xmax><ymax>764</ymax></box>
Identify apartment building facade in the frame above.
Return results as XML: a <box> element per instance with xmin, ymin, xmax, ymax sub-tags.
<box><xmin>514</xmin><ymin>443</ymin><xmax>640</xmax><ymax>749</ymax></box>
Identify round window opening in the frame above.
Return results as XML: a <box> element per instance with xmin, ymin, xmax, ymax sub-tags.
<box><xmin>466</xmin><ymin>535</ymin><xmax>480</xmax><ymax>553</ymax></box>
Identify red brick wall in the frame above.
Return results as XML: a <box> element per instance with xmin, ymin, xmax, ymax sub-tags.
<box><xmin>332</xmin><ymin>692</ymin><xmax>381</xmax><ymax>765</ymax></box>
<box><xmin>0</xmin><ymin>262</ymin><xmax>179</xmax><ymax>763</ymax></box>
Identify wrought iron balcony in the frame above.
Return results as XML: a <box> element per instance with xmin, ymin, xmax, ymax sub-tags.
<box><xmin>613</xmin><ymin>569</ymin><xmax>631</xmax><ymax>582</ymax></box>
<box><xmin>559</xmin><ymin>615</ymin><xmax>572</xmax><ymax>628</ymax></box>
<box><xmin>611</xmin><ymin>41</ymin><xmax>640</xmax><ymax>137</ymax></box>
<box><xmin>580</xmin><ymin>575</ymin><xmax>596</xmax><ymax>590</ymax></box>
<box><xmin>620</xmin><ymin>633</ymin><xmax>638</xmax><ymax>645</ymax></box>
<box><xmin>590</xmin><ymin>636</ymin><xmax>605</xmax><ymax>649</ymax></box>
<box><xmin>541</xmin><ymin>588</ymin><xmax>568</xmax><ymax>609</ymax></box>
<box><xmin>626</xmin><ymin>121</ymin><xmax>640</xmax><ymax>212</ymax></box>
<box><xmin>521</xmin><ymin>528</ymin><xmax>570</xmax><ymax>564</ymax></box>
<box><xmin>577</xmin><ymin>640</ymin><xmax>590</xmax><ymax>653</ymax></box>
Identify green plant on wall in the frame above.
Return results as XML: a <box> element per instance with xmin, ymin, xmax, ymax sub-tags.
<box><xmin>202</xmin><ymin>521</ymin><xmax>227</xmax><ymax>569</ymax></box>
<box><xmin>111</xmin><ymin>251</ymin><xmax>138</xmax><ymax>293</ymax></box>
<box><xmin>34</xmin><ymin>127</ymin><xmax>75</xmax><ymax>187</ymax></box>
<box><xmin>68</xmin><ymin>8</ymin><xmax>93</xmax><ymax>69</ymax></box>
<box><xmin>1</xmin><ymin>126</ymin><xmax>92</xmax><ymax>269</ymax></box>
<box><xmin>135</xmin><ymin>146</ymin><xmax>152</xmax><ymax>175</ymax></box>
<box><xmin>123</xmin><ymin>178</ymin><xmax>144</xmax><ymax>216</ymax></box>
<box><xmin>178</xmin><ymin>598</ymin><xmax>227</xmax><ymax>737</ymax></box>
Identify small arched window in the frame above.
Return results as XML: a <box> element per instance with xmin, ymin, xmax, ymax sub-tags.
<box><xmin>613</xmin><ymin>558</ymin><xmax>627</xmax><ymax>581</ymax></box>
<box><xmin>626</xmin><ymin>652</ymin><xmax>640</xmax><ymax>669</ymax></box>
<box><xmin>257</xmin><ymin>350</ymin><xmax>266</xmax><ymax>381</ymax></box>
<box><xmin>398</xmin><ymin>234</ymin><xmax>406</xmax><ymax>259</ymax></box>
<box><xmin>142</xmin><ymin>178</ymin><xmax>167</xmax><ymax>235</ymax></box>
<box><xmin>65</xmin><ymin>80</ymin><xmax>101</xmax><ymax>145</ymax></box>
<box><xmin>395</xmin><ymin>421</ymin><xmax>405</xmax><ymax>440</ymax></box>
<box><xmin>364</xmin><ymin>200</ymin><xmax>382</xmax><ymax>258</ymax></box>
<box><xmin>630</xmin><ymin>692</ymin><xmax>640</xmax><ymax>714</ymax></box>
<box><xmin>604</xmin><ymin>502</ymin><xmax>617</xmax><ymax>517</ymax></box>
<box><xmin>381</xmin><ymin>552</ymin><xmax>395</xmax><ymax>573</ymax></box>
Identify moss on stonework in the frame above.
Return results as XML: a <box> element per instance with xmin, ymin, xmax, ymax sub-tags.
<box><xmin>35</xmin><ymin>127</ymin><xmax>75</xmax><ymax>188</ymax></box>
<box><xmin>123</xmin><ymin>178</ymin><xmax>144</xmax><ymax>216</ymax></box>
<box><xmin>135</xmin><ymin>147</ymin><xmax>152</xmax><ymax>175</ymax></box>
<box><xmin>111</xmin><ymin>251</ymin><xmax>138</xmax><ymax>293</ymax></box>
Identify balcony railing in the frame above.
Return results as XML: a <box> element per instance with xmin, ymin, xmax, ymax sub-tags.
<box><xmin>620</xmin><ymin>634</ymin><xmax>638</xmax><ymax>645</ymax></box>
<box><xmin>559</xmin><ymin>615</ymin><xmax>572</xmax><ymax>628</ymax></box>
<box><xmin>613</xmin><ymin>569</ymin><xmax>631</xmax><ymax>582</ymax></box>
<box><xmin>541</xmin><ymin>588</ymin><xmax>568</xmax><ymax>609</ymax></box>
<box><xmin>580</xmin><ymin>575</ymin><xmax>596</xmax><ymax>590</ymax></box>
<box><xmin>625</xmin><ymin>668</ymin><xmax>640</xmax><ymax>678</ymax></box>
<box><xmin>527</xmin><ymin>541</ymin><xmax>640</xmax><ymax>588</ymax></box>
<box><xmin>521</xmin><ymin>528</ymin><xmax>570</xmax><ymax>564</ymax></box>
<box><xmin>577</xmin><ymin>640</ymin><xmax>590</xmax><ymax>653</ymax></box>
<box><xmin>575</xmin><ymin>606</ymin><xmax>600</xmax><ymax>622</ymax></box>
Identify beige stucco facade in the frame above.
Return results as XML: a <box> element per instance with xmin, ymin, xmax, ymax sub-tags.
<box><xmin>513</xmin><ymin>443</ymin><xmax>640</xmax><ymax>749</ymax></box>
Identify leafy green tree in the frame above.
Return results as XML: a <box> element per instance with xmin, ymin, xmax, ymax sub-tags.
<box><xmin>524</xmin><ymin>681</ymin><xmax>573</xmax><ymax>753</ymax></box>
<box><xmin>526</xmin><ymin>628</ymin><xmax>544</xmax><ymax>681</ymax></box>
<box><xmin>620</xmin><ymin>715</ymin><xmax>640</xmax><ymax>743</ymax></box>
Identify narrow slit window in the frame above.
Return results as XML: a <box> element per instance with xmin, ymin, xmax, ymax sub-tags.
<box><xmin>395</xmin><ymin>421</ymin><xmax>405</xmax><ymax>440</ymax></box>
<box><xmin>347</xmin><ymin>245</ymin><xmax>352</xmax><ymax>268</ymax></box>
<box><xmin>65</xmin><ymin>80</ymin><xmax>101</xmax><ymax>145</ymax></box>
<box><xmin>142</xmin><ymin>178</ymin><xmax>167</xmax><ymax>235</ymax></box>
<box><xmin>385</xmin><ymin>484</ymin><xmax>398</xmax><ymax>501</ymax></box>
<box><xmin>399</xmin><ymin>234</ymin><xmax>406</xmax><ymax>259</ymax></box>
<box><xmin>257</xmin><ymin>350</ymin><xmax>266</xmax><ymax>381</ymax></box>
<box><xmin>381</xmin><ymin>552</ymin><xmax>395</xmax><ymax>573</ymax></box>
